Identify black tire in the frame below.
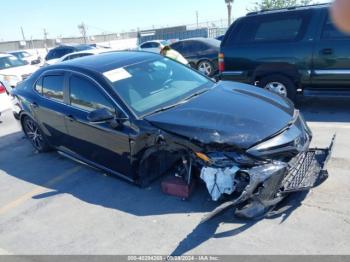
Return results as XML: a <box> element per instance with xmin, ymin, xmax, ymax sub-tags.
<box><xmin>22</xmin><ymin>116</ymin><xmax>51</xmax><ymax>152</ymax></box>
<box><xmin>197</xmin><ymin>60</ymin><xmax>215</xmax><ymax>77</ymax></box>
<box><xmin>259</xmin><ymin>74</ymin><xmax>296</xmax><ymax>101</ymax></box>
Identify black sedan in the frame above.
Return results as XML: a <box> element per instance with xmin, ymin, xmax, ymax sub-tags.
<box><xmin>11</xmin><ymin>51</ymin><xmax>332</xmax><ymax>219</ymax></box>
<box><xmin>170</xmin><ymin>38</ymin><xmax>220</xmax><ymax>77</ymax></box>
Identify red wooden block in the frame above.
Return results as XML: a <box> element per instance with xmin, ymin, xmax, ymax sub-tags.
<box><xmin>161</xmin><ymin>176</ymin><xmax>195</xmax><ymax>199</ymax></box>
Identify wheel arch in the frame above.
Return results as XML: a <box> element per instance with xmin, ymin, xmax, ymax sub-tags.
<box><xmin>253</xmin><ymin>63</ymin><xmax>301</xmax><ymax>87</ymax></box>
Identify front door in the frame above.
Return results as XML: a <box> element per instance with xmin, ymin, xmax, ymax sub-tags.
<box><xmin>312</xmin><ymin>11</ymin><xmax>350</xmax><ymax>88</ymax></box>
<box><xmin>64</xmin><ymin>73</ymin><xmax>132</xmax><ymax>178</ymax></box>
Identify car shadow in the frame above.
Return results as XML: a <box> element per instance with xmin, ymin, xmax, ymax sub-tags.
<box><xmin>0</xmin><ymin>131</ymin><xmax>312</xmax><ymax>255</ymax></box>
<box><xmin>296</xmin><ymin>97</ymin><xmax>350</xmax><ymax>123</ymax></box>
<box><xmin>169</xmin><ymin>191</ymin><xmax>309</xmax><ymax>255</ymax></box>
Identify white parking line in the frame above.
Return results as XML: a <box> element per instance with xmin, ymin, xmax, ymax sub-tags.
<box><xmin>0</xmin><ymin>166</ymin><xmax>81</xmax><ymax>216</ymax></box>
<box><xmin>308</xmin><ymin>122</ymin><xmax>350</xmax><ymax>129</ymax></box>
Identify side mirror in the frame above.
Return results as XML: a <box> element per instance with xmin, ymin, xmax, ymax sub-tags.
<box><xmin>87</xmin><ymin>108</ymin><xmax>114</xmax><ymax>123</ymax></box>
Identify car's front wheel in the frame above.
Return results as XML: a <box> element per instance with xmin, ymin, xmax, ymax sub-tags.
<box><xmin>259</xmin><ymin>74</ymin><xmax>296</xmax><ymax>101</ymax></box>
<box><xmin>197</xmin><ymin>60</ymin><xmax>214</xmax><ymax>77</ymax></box>
<box><xmin>22</xmin><ymin>116</ymin><xmax>51</xmax><ymax>152</ymax></box>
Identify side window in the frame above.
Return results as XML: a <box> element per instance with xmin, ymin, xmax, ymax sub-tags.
<box><xmin>35</xmin><ymin>80</ymin><xmax>43</xmax><ymax>94</ymax></box>
<box><xmin>141</xmin><ymin>43</ymin><xmax>152</xmax><ymax>48</ymax></box>
<box><xmin>69</xmin><ymin>75</ymin><xmax>115</xmax><ymax>112</ymax></box>
<box><xmin>322</xmin><ymin>16</ymin><xmax>350</xmax><ymax>39</ymax></box>
<box><xmin>191</xmin><ymin>42</ymin><xmax>207</xmax><ymax>52</ymax></box>
<box><xmin>170</xmin><ymin>42</ymin><xmax>183</xmax><ymax>52</ymax></box>
<box><xmin>234</xmin><ymin>12</ymin><xmax>309</xmax><ymax>43</ymax></box>
<box><xmin>63</xmin><ymin>55</ymin><xmax>74</xmax><ymax>61</ymax></box>
<box><xmin>181</xmin><ymin>42</ymin><xmax>193</xmax><ymax>55</ymax></box>
<box><xmin>42</xmin><ymin>75</ymin><xmax>64</xmax><ymax>102</ymax></box>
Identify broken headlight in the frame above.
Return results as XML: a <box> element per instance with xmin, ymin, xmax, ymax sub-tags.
<box><xmin>196</xmin><ymin>151</ymin><xmax>265</xmax><ymax>167</ymax></box>
<box><xmin>247</xmin><ymin>113</ymin><xmax>311</xmax><ymax>158</ymax></box>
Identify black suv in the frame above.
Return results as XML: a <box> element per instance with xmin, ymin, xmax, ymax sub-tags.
<box><xmin>220</xmin><ymin>3</ymin><xmax>350</xmax><ymax>100</ymax></box>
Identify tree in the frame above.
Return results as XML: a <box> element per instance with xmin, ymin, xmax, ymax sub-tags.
<box><xmin>225</xmin><ymin>0</ymin><xmax>234</xmax><ymax>26</ymax></box>
<box><xmin>249</xmin><ymin>0</ymin><xmax>315</xmax><ymax>12</ymax></box>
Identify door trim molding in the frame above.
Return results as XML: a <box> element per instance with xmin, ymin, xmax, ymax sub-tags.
<box><xmin>314</xmin><ymin>69</ymin><xmax>350</xmax><ymax>75</ymax></box>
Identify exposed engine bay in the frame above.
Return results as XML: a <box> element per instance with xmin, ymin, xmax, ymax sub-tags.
<box><xmin>157</xmin><ymin>110</ymin><xmax>335</xmax><ymax>220</ymax></box>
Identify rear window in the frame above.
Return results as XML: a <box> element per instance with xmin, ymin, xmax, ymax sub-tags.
<box><xmin>227</xmin><ymin>11</ymin><xmax>310</xmax><ymax>44</ymax></box>
<box><xmin>42</xmin><ymin>75</ymin><xmax>65</xmax><ymax>102</ymax></box>
<box><xmin>46</xmin><ymin>48</ymin><xmax>74</xmax><ymax>60</ymax></box>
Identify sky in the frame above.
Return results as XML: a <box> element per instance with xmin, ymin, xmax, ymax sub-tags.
<box><xmin>0</xmin><ymin>0</ymin><xmax>330</xmax><ymax>42</ymax></box>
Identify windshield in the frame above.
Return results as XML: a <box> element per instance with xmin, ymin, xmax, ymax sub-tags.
<box><xmin>0</xmin><ymin>55</ymin><xmax>26</xmax><ymax>70</ymax></box>
<box><xmin>108</xmin><ymin>57</ymin><xmax>213</xmax><ymax>117</ymax></box>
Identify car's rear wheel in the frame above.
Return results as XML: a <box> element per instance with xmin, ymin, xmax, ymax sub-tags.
<box><xmin>197</xmin><ymin>60</ymin><xmax>214</xmax><ymax>77</ymax></box>
<box><xmin>22</xmin><ymin>116</ymin><xmax>51</xmax><ymax>152</ymax></box>
<box><xmin>259</xmin><ymin>74</ymin><xmax>296</xmax><ymax>101</ymax></box>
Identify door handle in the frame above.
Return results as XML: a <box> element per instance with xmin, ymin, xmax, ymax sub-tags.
<box><xmin>65</xmin><ymin>114</ymin><xmax>75</xmax><ymax>122</ymax></box>
<box><xmin>321</xmin><ymin>48</ymin><xmax>333</xmax><ymax>55</ymax></box>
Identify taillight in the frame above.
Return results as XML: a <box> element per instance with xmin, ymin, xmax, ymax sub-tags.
<box><xmin>0</xmin><ymin>82</ymin><xmax>6</xmax><ymax>94</ymax></box>
<box><xmin>218</xmin><ymin>53</ymin><xmax>225</xmax><ymax>72</ymax></box>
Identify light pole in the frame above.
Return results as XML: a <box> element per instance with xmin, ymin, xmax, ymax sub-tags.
<box><xmin>225</xmin><ymin>0</ymin><xmax>234</xmax><ymax>27</ymax></box>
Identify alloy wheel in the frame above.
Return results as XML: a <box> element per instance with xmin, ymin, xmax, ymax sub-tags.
<box><xmin>23</xmin><ymin>117</ymin><xmax>45</xmax><ymax>151</ymax></box>
<box><xmin>264</xmin><ymin>82</ymin><xmax>288</xmax><ymax>97</ymax></box>
<box><xmin>198</xmin><ymin>61</ymin><xmax>213</xmax><ymax>76</ymax></box>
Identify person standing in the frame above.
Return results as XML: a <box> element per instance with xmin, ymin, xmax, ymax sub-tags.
<box><xmin>160</xmin><ymin>46</ymin><xmax>189</xmax><ymax>65</ymax></box>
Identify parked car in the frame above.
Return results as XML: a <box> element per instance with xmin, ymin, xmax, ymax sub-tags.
<box><xmin>170</xmin><ymin>38</ymin><xmax>220</xmax><ymax>77</ymax></box>
<box><xmin>11</xmin><ymin>51</ymin><xmax>332</xmax><ymax>219</ymax></box>
<box><xmin>56</xmin><ymin>48</ymin><xmax>113</xmax><ymax>63</ymax></box>
<box><xmin>44</xmin><ymin>44</ymin><xmax>95</xmax><ymax>66</ymax></box>
<box><xmin>220</xmin><ymin>3</ymin><xmax>350</xmax><ymax>100</ymax></box>
<box><xmin>0</xmin><ymin>79</ymin><xmax>11</xmax><ymax>113</ymax></box>
<box><xmin>0</xmin><ymin>53</ymin><xmax>38</xmax><ymax>89</ymax></box>
<box><xmin>8</xmin><ymin>50</ymin><xmax>41</xmax><ymax>65</ymax></box>
<box><xmin>138</xmin><ymin>40</ymin><xmax>169</xmax><ymax>53</ymax></box>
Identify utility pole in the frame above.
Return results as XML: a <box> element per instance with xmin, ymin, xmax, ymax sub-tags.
<box><xmin>43</xmin><ymin>28</ymin><xmax>48</xmax><ymax>52</ymax></box>
<box><xmin>20</xmin><ymin>26</ymin><xmax>27</xmax><ymax>48</ymax></box>
<box><xmin>196</xmin><ymin>11</ymin><xmax>199</xmax><ymax>29</ymax></box>
<box><xmin>20</xmin><ymin>26</ymin><xmax>26</xmax><ymax>42</ymax></box>
<box><xmin>225</xmin><ymin>0</ymin><xmax>234</xmax><ymax>27</ymax></box>
<box><xmin>78</xmin><ymin>22</ymin><xmax>88</xmax><ymax>44</ymax></box>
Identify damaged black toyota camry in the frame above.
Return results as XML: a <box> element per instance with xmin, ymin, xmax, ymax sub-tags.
<box><xmin>11</xmin><ymin>51</ymin><xmax>334</xmax><ymax>219</ymax></box>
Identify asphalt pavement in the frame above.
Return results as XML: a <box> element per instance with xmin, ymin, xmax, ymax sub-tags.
<box><xmin>0</xmin><ymin>97</ymin><xmax>349</xmax><ymax>255</ymax></box>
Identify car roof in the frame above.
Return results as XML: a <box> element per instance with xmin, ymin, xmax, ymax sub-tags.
<box><xmin>52</xmin><ymin>44</ymin><xmax>92</xmax><ymax>50</ymax></box>
<box><xmin>58</xmin><ymin>48</ymin><xmax>113</xmax><ymax>61</ymax></box>
<box><xmin>63</xmin><ymin>48</ymin><xmax>111</xmax><ymax>56</ymax></box>
<box><xmin>142</xmin><ymin>40</ymin><xmax>166</xmax><ymax>44</ymax></box>
<box><xmin>8</xmin><ymin>50</ymin><xmax>30</xmax><ymax>54</ymax></box>
<box><xmin>173</xmin><ymin>37</ymin><xmax>215</xmax><ymax>42</ymax></box>
<box><xmin>0</xmin><ymin>53</ymin><xmax>12</xmax><ymax>58</ymax></box>
<box><xmin>246</xmin><ymin>3</ymin><xmax>330</xmax><ymax>16</ymax></box>
<box><xmin>171</xmin><ymin>37</ymin><xmax>221</xmax><ymax>46</ymax></box>
<box><xmin>52</xmin><ymin>51</ymin><xmax>159</xmax><ymax>73</ymax></box>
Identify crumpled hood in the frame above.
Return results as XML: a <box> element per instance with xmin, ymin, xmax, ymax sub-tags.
<box><xmin>145</xmin><ymin>81</ymin><xmax>295</xmax><ymax>149</ymax></box>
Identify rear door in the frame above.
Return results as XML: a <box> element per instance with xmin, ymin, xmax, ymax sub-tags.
<box><xmin>311</xmin><ymin>10</ymin><xmax>350</xmax><ymax>88</ymax></box>
<box><xmin>221</xmin><ymin>10</ymin><xmax>315</xmax><ymax>84</ymax></box>
<box><xmin>64</xmin><ymin>72</ymin><xmax>132</xmax><ymax>177</ymax></box>
<box><xmin>32</xmin><ymin>71</ymin><xmax>70</xmax><ymax>149</ymax></box>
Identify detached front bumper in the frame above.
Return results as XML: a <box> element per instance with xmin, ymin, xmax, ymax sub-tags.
<box><xmin>201</xmin><ymin>135</ymin><xmax>335</xmax><ymax>221</ymax></box>
<box><xmin>282</xmin><ymin>136</ymin><xmax>335</xmax><ymax>193</ymax></box>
